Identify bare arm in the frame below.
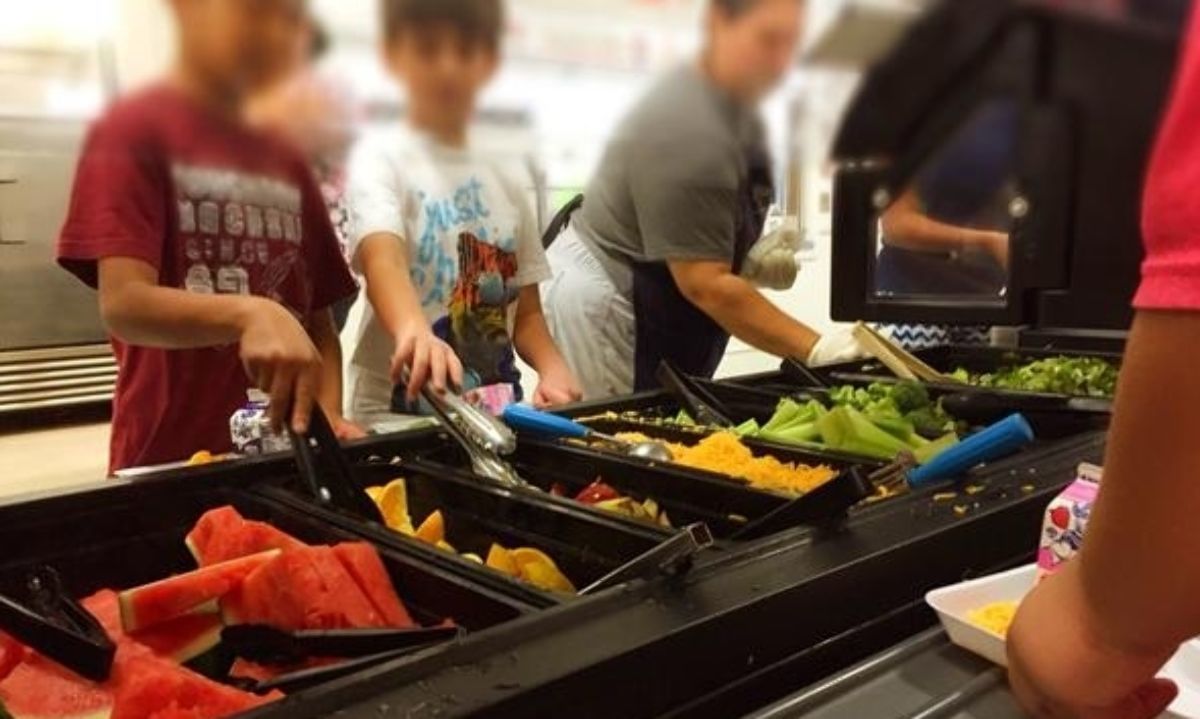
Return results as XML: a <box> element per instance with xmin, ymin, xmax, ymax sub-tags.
<box><xmin>669</xmin><ymin>259</ymin><xmax>820</xmax><ymax>361</ymax></box>
<box><xmin>512</xmin><ymin>285</ymin><xmax>581</xmax><ymax>407</ymax></box>
<box><xmin>1081</xmin><ymin>311</ymin><xmax>1200</xmax><ymax>647</ymax></box>
<box><xmin>1008</xmin><ymin>310</ymin><xmax>1200</xmax><ymax>716</ymax></box>
<box><xmin>359</xmin><ymin>233</ymin><xmax>425</xmax><ymax>341</ymax></box>
<box><xmin>880</xmin><ymin>189</ymin><xmax>1008</xmax><ymax>267</ymax></box>
<box><xmin>357</xmin><ymin>233</ymin><xmax>463</xmax><ymax>399</ymax></box>
<box><xmin>308</xmin><ymin>307</ymin><xmax>362</xmax><ymax>438</ymax></box>
<box><xmin>99</xmin><ymin>256</ymin><xmax>261</xmax><ymax>348</ymax></box>
<box><xmin>512</xmin><ymin>286</ymin><xmax>568</xmax><ymax>373</ymax></box>
<box><xmin>98</xmin><ymin>256</ymin><xmax>322</xmax><ymax>433</ymax></box>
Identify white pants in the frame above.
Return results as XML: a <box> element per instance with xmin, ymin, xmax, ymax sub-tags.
<box><xmin>542</xmin><ymin>228</ymin><xmax>636</xmax><ymax>400</ymax></box>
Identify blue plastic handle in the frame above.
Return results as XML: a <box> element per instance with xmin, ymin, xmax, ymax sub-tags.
<box><xmin>907</xmin><ymin>413</ymin><xmax>1035</xmax><ymax>488</ymax></box>
<box><xmin>501</xmin><ymin>404</ymin><xmax>592</xmax><ymax>440</ymax></box>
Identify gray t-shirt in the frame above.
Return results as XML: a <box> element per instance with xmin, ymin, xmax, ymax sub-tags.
<box><xmin>574</xmin><ymin>64</ymin><xmax>767</xmax><ymax>294</ymax></box>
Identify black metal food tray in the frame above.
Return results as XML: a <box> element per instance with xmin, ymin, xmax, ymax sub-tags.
<box><xmin>580</xmin><ymin>415</ymin><xmax>883</xmax><ymax>474</ymax></box>
<box><xmin>309</xmin><ymin>432</ymin><xmax>1105</xmax><ymax>719</ymax></box>
<box><xmin>0</xmin><ymin>482</ymin><xmax>531</xmax><ymax>633</ymax></box>
<box><xmin>266</xmin><ymin>461</ymin><xmax>669</xmax><ymax>604</ymax></box>
<box><xmin>808</xmin><ymin>344</ymin><xmax>1121</xmax><ymax>399</ymax></box>
<box><xmin>419</xmin><ymin>439</ymin><xmax>857</xmax><ymax>542</ymax></box>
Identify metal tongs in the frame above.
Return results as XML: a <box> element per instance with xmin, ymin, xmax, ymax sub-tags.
<box><xmin>655</xmin><ymin>361</ymin><xmax>735</xmax><ymax>428</ymax></box>
<box><xmin>580</xmin><ymin>523</ymin><xmax>714</xmax><ymax>596</ymax></box>
<box><xmin>223</xmin><ymin>624</ymin><xmax>462</xmax><ymax>694</ymax></box>
<box><xmin>288</xmin><ymin>406</ymin><xmax>386</xmax><ymax>524</ymax></box>
<box><xmin>851</xmin><ymin>322</ymin><xmax>958</xmax><ymax>383</ymax></box>
<box><xmin>404</xmin><ymin>371</ymin><xmax>527</xmax><ymax>490</ymax></box>
<box><xmin>0</xmin><ymin>567</ymin><xmax>115</xmax><ymax>682</ymax></box>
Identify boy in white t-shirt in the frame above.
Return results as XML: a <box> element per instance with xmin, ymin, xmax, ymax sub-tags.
<box><xmin>345</xmin><ymin>0</ymin><xmax>581</xmax><ymax>421</ymax></box>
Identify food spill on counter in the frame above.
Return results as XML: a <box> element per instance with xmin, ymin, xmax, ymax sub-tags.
<box><xmin>549</xmin><ymin>480</ymin><xmax>673</xmax><ymax>528</ymax></box>
<box><xmin>610</xmin><ymin>431</ymin><xmax>838</xmax><ymax>496</ymax></box>
<box><xmin>0</xmin><ymin>506</ymin><xmax>425</xmax><ymax>719</ymax></box>
<box><xmin>967</xmin><ymin>601</ymin><xmax>1019</xmax><ymax>637</ymax></box>
<box><xmin>366</xmin><ymin>479</ymin><xmax>577</xmax><ymax>594</ymax></box>
<box><xmin>187</xmin><ymin>450</ymin><xmax>232</xmax><ymax>466</ymax></box>
<box><xmin>950</xmin><ymin>356</ymin><xmax>1118</xmax><ymax>398</ymax></box>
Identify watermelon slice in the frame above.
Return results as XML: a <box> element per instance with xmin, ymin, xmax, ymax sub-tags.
<box><xmin>128</xmin><ymin>613</ymin><xmax>222</xmax><ymax>665</ymax></box>
<box><xmin>0</xmin><ymin>599</ymin><xmax>124</xmax><ymax>718</ymax></box>
<box><xmin>118</xmin><ymin>551</ymin><xmax>280</xmax><ymax>632</ymax></box>
<box><xmin>0</xmin><ymin>589</ymin><xmax>277</xmax><ymax>719</ymax></box>
<box><xmin>185</xmin><ymin>507</ymin><xmax>304</xmax><ymax>566</ymax></box>
<box><xmin>0</xmin><ymin>652</ymin><xmax>114</xmax><ymax>719</ymax></box>
<box><xmin>111</xmin><ymin>654</ymin><xmax>279</xmax><ymax>719</ymax></box>
<box><xmin>332</xmin><ymin>543</ymin><xmax>415</xmax><ymax>628</ymax></box>
<box><xmin>228</xmin><ymin>546</ymin><xmax>385</xmax><ymax>631</ymax></box>
<box><xmin>0</xmin><ymin>635</ymin><xmax>25</xmax><ymax>684</ymax></box>
<box><xmin>80</xmin><ymin>592</ymin><xmax>124</xmax><ymax>641</ymax></box>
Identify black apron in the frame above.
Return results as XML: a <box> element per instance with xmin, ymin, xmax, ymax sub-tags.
<box><xmin>631</xmin><ymin>145</ymin><xmax>775</xmax><ymax>391</ymax></box>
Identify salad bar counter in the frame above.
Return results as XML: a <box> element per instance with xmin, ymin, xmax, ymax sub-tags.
<box><xmin>1</xmin><ymin>0</ymin><xmax>1181</xmax><ymax>715</ymax></box>
<box><xmin>0</xmin><ymin>350</ymin><xmax>1109</xmax><ymax>718</ymax></box>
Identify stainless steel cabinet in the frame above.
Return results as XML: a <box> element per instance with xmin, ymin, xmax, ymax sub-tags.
<box><xmin>0</xmin><ymin>117</ymin><xmax>105</xmax><ymax>351</ymax></box>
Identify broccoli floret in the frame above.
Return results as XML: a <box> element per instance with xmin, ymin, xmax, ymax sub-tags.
<box><xmin>953</xmin><ymin>357</ymin><xmax>1118</xmax><ymax>397</ymax></box>
<box><xmin>829</xmin><ymin>385</ymin><xmax>858</xmax><ymax>406</ymax></box>
<box><xmin>907</xmin><ymin>406</ymin><xmax>953</xmax><ymax>438</ymax></box>
<box><xmin>886</xmin><ymin>381</ymin><xmax>931</xmax><ymax>414</ymax></box>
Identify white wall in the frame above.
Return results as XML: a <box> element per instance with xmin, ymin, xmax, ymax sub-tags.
<box><xmin>113</xmin><ymin>0</ymin><xmax>174</xmax><ymax>91</ymax></box>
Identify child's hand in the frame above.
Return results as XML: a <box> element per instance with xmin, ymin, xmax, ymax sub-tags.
<box><xmin>390</xmin><ymin>324</ymin><xmax>465</xmax><ymax>402</ymax></box>
<box><xmin>331</xmin><ymin>415</ymin><xmax>368</xmax><ymax>441</ymax></box>
<box><xmin>533</xmin><ymin>364</ymin><xmax>583</xmax><ymax>409</ymax></box>
<box><xmin>238</xmin><ymin>298</ymin><xmax>323</xmax><ymax>434</ymax></box>
<box><xmin>1007</xmin><ymin>562</ymin><xmax>1178</xmax><ymax>719</ymax></box>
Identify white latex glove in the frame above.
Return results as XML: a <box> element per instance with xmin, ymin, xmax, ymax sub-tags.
<box><xmin>806</xmin><ymin>328</ymin><xmax>869</xmax><ymax>367</ymax></box>
<box><xmin>743</xmin><ymin>217</ymin><xmax>802</xmax><ymax>291</ymax></box>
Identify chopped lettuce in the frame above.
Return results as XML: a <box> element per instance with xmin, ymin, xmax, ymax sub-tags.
<box><xmin>955</xmin><ymin>356</ymin><xmax>1118</xmax><ymax>398</ymax></box>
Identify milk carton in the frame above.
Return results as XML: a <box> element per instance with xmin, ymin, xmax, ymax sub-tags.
<box><xmin>230</xmin><ymin>389</ymin><xmax>291</xmax><ymax>456</ymax></box>
<box><xmin>1037</xmin><ymin>463</ymin><xmax>1102</xmax><ymax>580</ymax></box>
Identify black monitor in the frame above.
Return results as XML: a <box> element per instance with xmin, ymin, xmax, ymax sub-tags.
<box><xmin>829</xmin><ymin>0</ymin><xmax>1183</xmax><ymax>331</ymax></box>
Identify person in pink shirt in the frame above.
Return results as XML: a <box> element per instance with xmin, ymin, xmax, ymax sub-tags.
<box><xmin>1007</xmin><ymin>4</ymin><xmax>1200</xmax><ymax>717</ymax></box>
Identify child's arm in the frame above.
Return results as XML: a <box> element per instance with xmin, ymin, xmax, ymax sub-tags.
<box><xmin>358</xmin><ymin>233</ymin><xmax>464</xmax><ymax>401</ymax></box>
<box><xmin>513</xmin><ymin>286</ymin><xmax>582</xmax><ymax>408</ymax></box>
<box><xmin>98</xmin><ymin>256</ymin><xmax>322</xmax><ymax>433</ymax></box>
<box><xmin>308</xmin><ymin>308</ymin><xmax>366</xmax><ymax>440</ymax></box>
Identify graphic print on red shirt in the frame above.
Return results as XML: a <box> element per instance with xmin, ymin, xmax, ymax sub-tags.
<box><xmin>57</xmin><ymin>85</ymin><xmax>356</xmax><ymax>473</ymax></box>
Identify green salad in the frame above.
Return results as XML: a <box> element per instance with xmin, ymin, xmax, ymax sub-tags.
<box><xmin>949</xmin><ymin>356</ymin><xmax>1118</xmax><ymax>398</ymax></box>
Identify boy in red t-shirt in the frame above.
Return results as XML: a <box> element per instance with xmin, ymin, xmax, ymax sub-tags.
<box><xmin>58</xmin><ymin>0</ymin><xmax>358</xmax><ymax>474</ymax></box>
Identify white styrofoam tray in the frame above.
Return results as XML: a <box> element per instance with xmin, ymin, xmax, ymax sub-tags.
<box><xmin>927</xmin><ymin>564</ymin><xmax>1200</xmax><ymax>718</ymax></box>
<box><xmin>926</xmin><ymin>564</ymin><xmax>1034</xmax><ymax>667</ymax></box>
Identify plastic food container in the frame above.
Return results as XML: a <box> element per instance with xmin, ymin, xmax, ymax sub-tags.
<box><xmin>925</xmin><ymin>564</ymin><xmax>1035</xmax><ymax>667</ymax></box>
<box><xmin>420</xmin><ymin>434</ymin><xmax>873</xmax><ymax>541</ymax></box>
<box><xmin>0</xmin><ymin>483</ymin><xmax>533</xmax><ymax>632</ymax></box>
<box><xmin>927</xmin><ymin>565</ymin><xmax>1200</xmax><ymax>719</ymax></box>
<box><xmin>270</xmin><ymin>461</ymin><xmax>669</xmax><ymax>603</ymax></box>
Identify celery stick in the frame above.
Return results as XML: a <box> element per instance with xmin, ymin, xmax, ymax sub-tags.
<box><xmin>913</xmin><ymin>433</ymin><xmax>959</xmax><ymax>465</ymax></box>
<box><xmin>734</xmin><ymin>418</ymin><xmax>761</xmax><ymax>437</ymax></box>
